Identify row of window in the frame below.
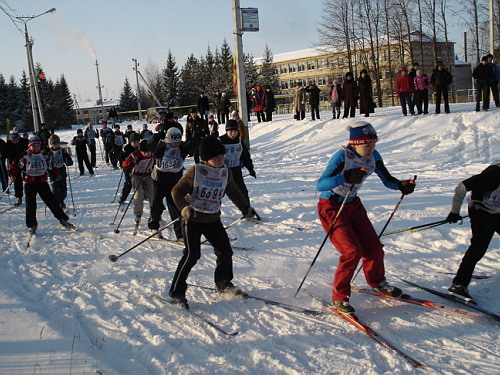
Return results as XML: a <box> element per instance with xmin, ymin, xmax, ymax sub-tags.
<box><xmin>280</xmin><ymin>76</ymin><xmax>327</xmax><ymax>89</ymax></box>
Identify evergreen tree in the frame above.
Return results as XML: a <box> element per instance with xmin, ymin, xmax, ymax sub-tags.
<box><xmin>5</xmin><ymin>76</ymin><xmax>20</xmax><ymax>124</ymax></box>
<box><xmin>34</xmin><ymin>63</ymin><xmax>56</xmax><ymax>126</ymax></box>
<box><xmin>212</xmin><ymin>39</ymin><xmax>233</xmax><ymax>96</ymax></box>
<box><xmin>19</xmin><ymin>71</ymin><xmax>33</xmax><ymax>130</ymax></box>
<box><xmin>244</xmin><ymin>53</ymin><xmax>259</xmax><ymax>91</ymax></box>
<box><xmin>119</xmin><ymin>77</ymin><xmax>137</xmax><ymax>112</ymax></box>
<box><xmin>259</xmin><ymin>45</ymin><xmax>280</xmax><ymax>92</ymax></box>
<box><xmin>162</xmin><ymin>50</ymin><xmax>179</xmax><ymax>108</ymax></box>
<box><xmin>202</xmin><ymin>46</ymin><xmax>216</xmax><ymax>96</ymax></box>
<box><xmin>178</xmin><ymin>54</ymin><xmax>201</xmax><ymax>107</ymax></box>
<box><xmin>53</xmin><ymin>74</ymin><xmax>76</xmax><ymax>128</ymax></box>
<box><xmin>0</xmin><ymin>74</ymin><xmax>8</xmax><ymax>128</ymax></box>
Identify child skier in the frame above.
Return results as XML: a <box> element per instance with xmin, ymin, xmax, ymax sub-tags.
<box><xmin>71</xmin><ymin>129</ymin><xmax>94</xmax><ymax>176</ymax></box>
<box><xmin>219</xmin><ymin>119</ymin><xmax>256</xmax><ymax>204</ymax></box>
<box><xmin>207</xmin><ymin>114</ymin><xmax>219</xmax><ymax>137</ymax></box>
<box><xmin>8</xmin><ymin>136</ymin><xmax>75</xmax><ymax>234</ymax></box>
<box><xmin>122</xmin><ymin>140</ymin><xmax>154</xmax><ymax>226</ymax></box>
<box><xmin>3</xmin><ymin>131</ymin><xmax>29</xmax><ymax>206</ymax></box>
<box><xmin>316</xmin><ymin>121</ymin><xmax>416</xmax><ymax>314</ymax></box>
<box><xmin>112</xmin><ymin>125</ymin><xmax>125</xmax><ymax>169</ymax></box>
<box><xmin>48</xmin><ymin>134</ymin><xmax>73</xmax><ymax>209</ymax></box>
<box><xmin>168</xmin><ymin>135</ymin><xmax>258</xmax><ymax>307</ymax></box>
<box><xmin>84</xmin><ymin>123</ymin><xmax>99</xmax><ymax>168</ymax></box>
<box><xmin>445</xmin><ymin>161</ymin><xmax>500</xmax><ymax>301</ymax></box>
<box><xmin>118</xmin><ymin>132</ymin><xmax>140</xmax><ymax>205</ymax></box>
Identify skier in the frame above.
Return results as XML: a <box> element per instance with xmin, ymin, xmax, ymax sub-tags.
<box><xmin>122</xmin><ymin>140</ymin><xmax>154</xmax><ymax>226</ymax></box>
<box><xmin>84</xmin><ymin>123</ymin><xmax>99</xmax><ymax>168</ymax></box>
<box><xmin>2</xmin><ymin>131</ymin><xmax>28</xmax><ymax>206</ymax></box>
<box><xmin>316</xmin><ymin>121</ymin><xmax>416</xmax><ymax>314</ymax></box>
<box><xmin>207</xmin><ymin>114</ymin><xmax>219</xmax><ymax>137</ymax></box>
<box><xmin>71</xmin><ymin>129</ymin><xmax>94</xmax><ymax>176</ymax></box>
<box><xmin>124</xmin><ymin>124</ymin><xmax>135</xmax><ymax>141</ymax></box>
<box><xmin>219</xmin><ymin>119</ymin><xmax>256</xmax><ymax>205</ymax></box>
<box><xmin>111</xmin><ymin>125</ymin><xmax>125</xmax><ymax>169</ymax></box>
<box><xmin>140</xmin><ymin>124</ymin><xmax>153</xmax><ymax>141</ymax></box>
<box><xmin>99</xmin><ymin>120</ymin><xmax>114</xmax><ymax>165</ymax></box>
<box><xmin>118</xmin><ymin>132</ymin><xmax>140</xmax><ymax>205</ymax></box>
<box><xmin>48</xmin><ymin>134</ymin><xmax>73</xmax><ymax>209</ymax></box>
<box><xmin>148</xmin><ymin>127</ymin><xmax>190</xmax><ymax>240</ymax></box>
<box><xmin>445</xmin><ymin>161</ymin><xmax>500</xmax><ymax>301</ymax></box>
<box><xmin>168</xmin><ymin>135</ymin><xmax>258</xmax><ymax>307</ymax></box>
<box><xmin>8</xmin><ymin>136</ymin><xmax>74</xmax><ymax>234</ymax></box>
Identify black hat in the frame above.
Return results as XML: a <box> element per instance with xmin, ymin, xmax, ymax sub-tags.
<box><xmin>129</xmin><ymin>132</ymin><xmax>140</xmax><ymax>143</ymax></box>
<box><xmin>482</xmin><ymin>56</ymin><xmax>489</xmax><ymax>62</ymax></box>
<box><xmin>225</xmin><ymin>119</ymin><xmax>239</xmax><ymax>132</ymax></box>
<box><xmin>199</xmin><ymin>135</ymin><xmax>226</xmax><ymax>161</ymax></box>
<box><xmin>139</xmin><ymin>139</ymin><xmax>149</xmax><ymax>152</ymax></box>
<box><xmin>346</xmin><ymin>71</ymin><xmax>354</xmax><ymax>77</ymax></box>
<box><xmin>486</xmin><ymin>53</ymin><xmax>494</xmax><ymax>59</ymax></box>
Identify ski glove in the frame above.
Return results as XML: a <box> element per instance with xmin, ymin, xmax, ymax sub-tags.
<box><xmin>397</xmin><ymin>180</ymin><xmax>416</xmax><ymax>195</ymax></box>
<box><xmin>344</xmin><ymin>168</ymin><xmax>366</xmax><ymax>184</ymax></box>
<box><xmin>446</xmin><ymin>212</ymin><xmax>461</xmax><ymax>223</ymax></box>
<box><xmin>249</xmin><ymin>170</ymin><xmax>256</xmax><ymax>178</ymax></box>
<box><xmin>244</xmin><ymin>207</ymin><xmax>257</xmax><ymax>220</ymax></box>
<box><xmin>181</xmin><ymin>205</ymin><xmax>195</xmax><ymax>221</ymax></box>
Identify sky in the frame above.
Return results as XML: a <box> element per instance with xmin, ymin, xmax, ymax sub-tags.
<box><xmin>1</xmin><ymin>0</ymin><xmax>467</xmax><ymax>106</ymax></box>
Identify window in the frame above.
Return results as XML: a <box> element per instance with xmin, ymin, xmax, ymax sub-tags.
<box><xmin>307</xmin><ymin>60</ymin><xmax>315</xmax><ymax>70</ymax></box>
<box><xmin>308</xmin><ymin>77</ymin><xmax>315</xmax><ymax>85</ymax></box>
<box><xmin>290</xmin><ymin>79</ymin><xmax>296</xmax><ymax>88</ymax></box>
<box><xmin>327</xmin><ymin>57</ymin><xmax>335</xmax><ymax>69</ymax></box>
<box><xmin>288</xmin><ymin>63</ymin><xmax>296</xmax><ymax>73</ymax></box>
<box><xmin>83</xmin><ymin>110</ymin><xmax>89</xmax><ymax>115</ymax></box>
<box><xmin>281</xmin><ymin>80</ymin><xmax>289</xmax><ymax>89</ymax></box>
<box><xmin>317</xmin><ymin>59</ymin><xmax>325</xmax><ymax>69</ymax></box>
<box><xmin>298</xmin><ymin>62</ymin><xmax>305</xmax><ymax>72</ymax></box>
<box><xmin>299</xmin><ymin>78</ymin><xmax>307</xmax><ymax>86</ymax></box>
<box><xmin>280</xmin><ymin>64</ymin><xmax>288</xmax><ymax>74</ymax></box>
<box><xmin>318</xmin><ymin>76</ymin><xmax>326</xmax><ymax>86</ymax></box>
<box><xmin>338</xmin><ymin>56</ymin><xmax>345</xmax><ymax>67</ymax></box>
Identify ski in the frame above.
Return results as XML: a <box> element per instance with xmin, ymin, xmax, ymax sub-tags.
<box><xmin>438</xmin><ymin>272</ymin><xmax>490</xmax><ymax>280</ymax></box>
<box><xmin>399</xmin><ymin>278</ymin><xmax>500</xmax><ymax>323</ymax></box>
<box><xmin>132</xmin><ymin>222</ymin><xmax>140</xmax><ymax>236</ymax></box>
<box><xmin>151</xmin><ymin>294</ymin><xmax>239</xmax><ymax>336</ymax></box>
<box><xmin>57</xmin><ymin>224</ymin><xmax>102</xmax><ymax>239</ymax></box>
<box><xmin>187</xmin><ymin>283</ymin><xmax>323</xmax><ymax>316</ymax></box>
<box><xmin>133</xmin><ymin>232</ymin><xmax>252</xmax><ymax>250</ymax></box>
<box><xmin>320</xmin><ymin>299</ymin><xmax>427</xmax><ymax>369</ymax></box>
<box><xmin>351</xmin><ymin>286</ymin><xmax>495</xmax><ymax>324</ymax></box>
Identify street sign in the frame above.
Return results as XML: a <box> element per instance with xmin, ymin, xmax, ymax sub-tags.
<box><xmin>241</xmin><ymin>8</ymin><xmax>259</xmax><ymax>32</ymax></box>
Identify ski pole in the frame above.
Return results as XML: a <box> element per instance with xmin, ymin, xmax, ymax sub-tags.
<box><xmin>108</xmin><ymin>218</ymin><xmax>180</xmax><ymax>262</ymax></box>
<box><xmin>352</xmin><ymin>175</ymin><xmax>416</xmax><ymax>282</ymax></box>
<box><xmin>200</xmin><ymin>217</ymin><xmax>245</xmax><ymax>245</ymax></box>
<box><xmin>66</xmin><ymin>165</ymin><xmax>76</xmax><ymax>215</ymax></box>
<box><xmin>409</xmin><ymin>215</ymin><xmax>468</xmax><ymax>233</ymax></box>
<box><xmin>294</xmin><ymin>183</ymin><xmax>356</xmax><ymax>297</ymax></box>
<box><xmin>0</xmin><ymin>181</ymin><xmax>13</xmax><ymax>201</ymax></box>
<box><xmin>111</xmin><ymin>169</ymin><xmax>124</xmax><ymax>203</ymax></box>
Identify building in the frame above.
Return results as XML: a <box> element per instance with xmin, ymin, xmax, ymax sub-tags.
<box><xmin>74</xmin><ymin>99</ymin><xmax>119</xmax><ymax>125</ymax></box>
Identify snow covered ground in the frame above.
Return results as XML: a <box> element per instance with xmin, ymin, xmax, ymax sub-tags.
<box><xmin>0</xmin><ymin>102</ymin><xmax>498</xmax><ymax>374</ymax></box>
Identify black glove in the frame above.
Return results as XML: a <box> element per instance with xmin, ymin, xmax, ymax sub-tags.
<box><xmin>244</xmin><ymin>206</ymin><xmax>257</xmax><ymax>220</ymax></box>
<box><xmin>446</xmin><ymin>212</ymin><xmax>461</xmax><ymax>223</ymax></box>
<box><xmin>249</xmin><ymin>170</ymin><xmax>256</xmax><ymax>178</ymax></box>
<box><xmin>344</xmin><ymin>168</ymin><xmax>366</xmax><ymax>184</ymax></box>
<box><xmin>397</xmin><ymin>180</ymin><xmax>416</xmax><ymax>195</ymax></box>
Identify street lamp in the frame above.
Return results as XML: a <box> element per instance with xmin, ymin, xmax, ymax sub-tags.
<box><xmin>15</xmin><ymin>8</ymin><xmax>56</xmax><ymax>133</ymax></box>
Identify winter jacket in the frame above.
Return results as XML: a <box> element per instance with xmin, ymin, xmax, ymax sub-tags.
<box><xmin>9</xmin><ymin>150</ymin><xmax>50</xmax><ymax>184</ymax></box>
<box><xmin>430</xmin><ymin>69</ymin><xmax>453</xmax><ymax>88</ymax></box>
<box><xmin>2</xmin><ymin>137</ymin><xmax>29</xmax><ymax>164</ymax></box>
<box><xmin>357</xmin><ymin>76</ymin><xmax>374</xmax><ymax>114</ymax></box>
<box><xmin>197</xmin><ymin>95</ymin><xmax>210</xmax><ymax>115</ymax></box>
<box><xmin>330</xmin><ymin>83</ymin><xmax>343</xmax><ymax>105</ymax></box>
<box><xmin>414</xmin><ymin>75</ymin><xmax>430</xmax><ymax>91</ymax></box>
<box><xmin>84</xmin><ymin>128</ymin><xmax>99</xmax><ymax>146</ymax></box>
<box><xmin>186</xmin><ymin>117</ymin><xmax>210</xmax><ymax>142</ymax></box>
<box><xmin>254</xmin><ymin>85</ymin><xmax>265</xmax><ymax>112</ymax></box>
<box><xmin>122</xmin><ymin>150</ymin><xmax>154</xmax><ymax>177</ymax></box>
<box><xmin>395</xmin><ymin>75</ymin><xmax>414</xmax><ymax>96</ymax></box>
<box><xmin>72</xmin><ymin>135</ymin><xmax>89</xmax><ymax>154</ymax></box>
<box><xmin>305</xmin><ymin>85</ymin><xmax>321</xmax><ymax>106</ymax></box>
<box><xmin>119</xmin><ymin>143</ymin><xmax>138</xmax><ymax>166</ymax></box>
<box><xmin>48</xmin><ymin>146</ymin><xmax>73</xmax><ymax>181</ymax></box>
<box><xmin>342</xmin><ymin>79</ymin><xmax>358</xmax><ymax>107</ymax></box>
<box><xmin>472</xmin><ymin>63</ymin><xmax>495</xmax><ymax>86</ymax></box>
<box><xmin>100</xmin><ymin>127</ymin><xmax>114</xmax><ymax>145</ymax></box>
<box><xmin>293</xmin><ymin>86</ymin><xmax>307</xmax><ymax>111</ymax></box>
<box><xmin>263</xmin><ymin>90</ymin><xmax>276</xmax><ymax>111</ymax></box>
<box><xmin>219</xmin><ymin>134</ymin><xmax>254</xmax><ymax>174</ymax></box>
<box><xmin>488</xmin><ymin>62</ymin><xmax>500</xmax><ymax>82</ymax></box>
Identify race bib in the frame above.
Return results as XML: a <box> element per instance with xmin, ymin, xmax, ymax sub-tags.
<box><xmin>155</xmin><ymin>145</ymin><xmax>184</xmax><ymax>173</ymax></box>
<box><xmin>224</xmin><ymin>142</ymin><xmax>243</xmax><ymax>168</ymax></box>
<box><xmin>134</xmin><ymin>157</ymin><xmax>153</xmax><ymax>174</ymax></box>
<box><xmin>51</xmin><ymin>148</ymin><xmax>65</xmax><ymax>168</ymax></box>
<box><xmin>188</xmin><ymin>164</ymin><xmax>228</xmax><ymax>213</ymax></box>
<box><xmin>474</xmin><ymin>185</ymin><xmax>500</xmax><ymax>212</ymax></box>
<box><xmin>332</xmin><ymin>147</ymin><xmax>376</xmax><ymax>197</ymax></box>
<box><xmin>26</xmin><ymin>152</ymin><xmax>47</xmax><ymax>177</ymax></box>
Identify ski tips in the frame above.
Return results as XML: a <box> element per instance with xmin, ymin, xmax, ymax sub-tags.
<box><xmin>108</xmin><ymin>254</ymin><xmax>119</xmax><ymax>262</ymax></box>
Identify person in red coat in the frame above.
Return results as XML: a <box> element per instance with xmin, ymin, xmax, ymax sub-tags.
<box><xmin>253</xmin><ymin>84</ymin><xmax>266</xmax><ymax>123</ymax></box>
<box><xmin>395</xmin><ymin>68</ymin><xmax>415</xmax><ymax>116</ymax></box>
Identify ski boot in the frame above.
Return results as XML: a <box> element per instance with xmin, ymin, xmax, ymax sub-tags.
<box><xmin>60</xmin><ymin>219</ymin><xmax>76</xmax><ymax>230</ymax></box>
<box><xmin>372</xmin><ymin>279</ymin><xmax>403</xmax><ymax>298</ymax></box>
<box><xmin>333</xmin><ymin>300</ymin><xmax>356</xmax><ymax>315</ymax></box>
<box><xmin>14</xmin><ymin>197</ymin><xmax>22</xmax><ymax>206</ymax></box>
<box><xmin>134</xmin><ymin>215</ymin><xmax>141</xmax><ymax>224</ymax></box>
<box><xmin>448</xmin><ymin>283</ymin><xmax>475</xmax><ymax>303</ymax></box>
<box><xmin>169</xmin><ymin>294</ymin><xmax>189</xmax><ymax>309</ymax></box>
<box><xmin>28</xmin><ymin>226</ymin><xmax>37</xmax><ymax>235</ymax></box>
<box><xmin>151</xmin><ymin>229</ymin><xmax>164</xmax><ymax>240</ymax></box>
<box><xmin>216</xmin><ymin>281</ymin><xmax>249</xmax><ymax>298</ymax></box>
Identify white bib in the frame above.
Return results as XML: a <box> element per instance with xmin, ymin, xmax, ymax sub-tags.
<box><xmin>155</xmin><ymin>145</ymin><xmax>184</xmax><ymax>173</ymax></box>
<box><xmin>51</xmin><ymin>148</ymin><xmax>65</xmax><ymax>169</ymax></box>
<box><xmin>473</xmin><ymin>185</ymin><xmax>500</xmax><ymax>213</ymax></box>
<box><xmin>26</xmin><ymin>152</ymin><xmax>47</xmax><ymax>177</ymax></box>
<box><xmin>134</xmin><ymin>157</ymin><xmax>153</xmax><ymax>174</ymax></box>
<box><xmin>332</xmin><ymin>147</ymin><xmax>376</xmax><ymax>197</ymax></box>
<box><xmin>224</xmin><ymin>142</ymin><xmax>243</xmax><ymax>168</ymax></box>
<box><xmin>188</xmin><ymin>164</ymin><xmax>228</xmax><ymax>214</ymax></box>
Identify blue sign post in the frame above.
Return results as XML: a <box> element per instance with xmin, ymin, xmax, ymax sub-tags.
<box><xmin>241</xmin><ymin>8</ymin><xmax>259</xmax><ymax>32</ymax></box>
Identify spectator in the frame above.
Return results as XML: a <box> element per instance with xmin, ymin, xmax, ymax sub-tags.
<box><xmin>330</xmin><ymin>80</ymin><xmax>343</xmax><ymax>119</ymax></box>
<box><xmin>305</xmin><ymin>83</ymin><xmax>321</xmax><ymax>120</ymax></box>
<box><xmin>472</xmin><ymin>56</ymin><xmax>494</xmax><ymax>112</ymax></box>
<box><xmin>197</xmin><ymin>92</ymin><xmax>210</xmax><ymax>122</ymax></box>
<box><xmin>395</xmin><ymin>67</ymin><xmax>415</xmax><ymax>116</ymax></box>
<box><xmin>342</xmin><ymin>72</ymin><xmax>357</xmax><ymax>118</ymax></box>
<box><xmin>108</xmin><ymin>107</ymin><xmax>118</xmax><ymax>125</ymax></box>
<box><xmin>413</xmin><ymin>70</ymin><xmax>430</xmax><ymax>115</ymax></box>
<box><xmin>293</xmin><ymin>82</ymin><xmax>306</xmax><ymax>120</ymax></box>
<box><xmin>263</xmin><ymin>85</ymin><xmax>276</xmax><ymax>122</ymax></box>
<box><xmin>253</xmin><ymin>84</ymin><xmax>266</xmax><ymax>123</ymax></box>
<box><xmin>219</xmin><ymin>93</ymin><xmax>231</xmax><ymax>124</ymax></box>
<box><xmin>486</xmin><ymin>53</ymin><xmax>500</xmax><ymax>107</ymax></box>
<box><xmin>357</xmin><ymin>69</ymin><xmax>374</xmax><ymax>117</ymax></box>
<box><xmin>430</xmin><ymin>62</ymin><xmax>453</xmax><ymax>114</ymax></box>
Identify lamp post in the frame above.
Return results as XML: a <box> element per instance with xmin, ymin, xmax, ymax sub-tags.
<box><xmin>15</xmin><ymin>8</ymin><xmax>56</xmax><ymax>133</ymax></box>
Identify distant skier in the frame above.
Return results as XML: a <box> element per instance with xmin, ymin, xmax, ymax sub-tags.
<box><xmin>118</xmin><ymin>132</ymin><xmax>140</xmax><ymax>205</ymax></box>
<box><xmin>8</xmin><ymin>136</ymin><xmax>74</xmax><ymax>234</ymax></box>
<box><xmin>71</xmin><ymin>129</ymin><xmax>94</xmax><ymax>176</ymax></box>
<box><xmin>111</xmin><ymin>125</ymin><xmax>125</xmax><ymax>169</ymax></box>
<box><xmin>316</xmin><ymin>121</ymin><xmax>416</xmax><ymax>315</ymax></box>
<box><xmin>48</xmin><ymin>134</ymin><xmax>73</xmax><ymax>209</ymax></box>
<box><xmin>84</xmin><ymin>123</ymin><xmax>99</xmax><ymax>168</ymax></box>
<box><xmin>168</xmin><ymin>135</ymin><xmax>258</xmax><ymax>308</ymax></box>
<box><xmin>2</xmin><ymin>131</ymin><xmax>29</xmax><ymax>206</ymax></box>
<box><xmin>99</xmin><ymin>120</ymin><xmax>114</xmax><ymax>165</ymax></box>
<box><xmin>445</xmin><ymin>161</ymin><xmax>500</xmax><ymax>301</ymax></box>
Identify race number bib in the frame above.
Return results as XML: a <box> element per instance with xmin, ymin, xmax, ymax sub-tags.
<box><xmin>26</xmin><ymin>152</ymin><xmax>47</xmax><ymax>177</ymax></box>
<box><xmin>51</xmin><ymin>148</ymin><xmax>65</xmax><ymax>168</ymax></box>
<box><xmin>188</xmin><ymin>164</ymin><xmax>228</xmax><ymax>213</ymax></box>
<box><xmin>134</xmin><ymin>157</ymin><xmax>153</xmax><ymax>174</ymax></box>
<box><xmin>224</xmin><ymin>142</ymin><xmax>243</xmax><ymax>168</ymax></box>
<box><xmin>332</xmin><ymin>147</ymin><xmax>376</xmax><ymax>197</ymax></box>
<box><xmin>155</xmin><ymin>145</ymin><xmax>184</xmax><ymax>173</ymax></box>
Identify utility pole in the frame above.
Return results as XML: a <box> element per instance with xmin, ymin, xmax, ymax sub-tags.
<box><xmin>95</xmin><ymin>60</ymin><xmax>105</xmax><ymax>121</ymax></box>
<box><xmin>132</xmin><ymin>58</ymin><xmax>143</xmax><ymax>120</ymax></box>
<box><xmin>73</xmin><ymin>94</ymin><xmax>80</xmax><ymax>124</ymax></box>
<box><xmin>232</xmin><ymin>0</ymin><xmax>249</xmax><ymax>149</ymax></box>
<box><xmin>490</xmin><ymin>0</ymin><xmax>494</xmax><ymax>55</ymax></box>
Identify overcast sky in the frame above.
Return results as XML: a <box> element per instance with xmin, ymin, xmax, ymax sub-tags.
<box><xmin>1</xmin><ymin>0</ymin><xmax>466</xmax><ymax>105</ymax></box>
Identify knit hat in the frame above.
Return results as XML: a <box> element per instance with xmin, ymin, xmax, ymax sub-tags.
<box><xmin>9</xmin><ymin>131</ymin><xmax>20</xmax><ymax>138</ymax></box>
<box><xmin>139</xmin><ymin>139</ymin><xmax>149</xmax><ymax>152</ymax></box>
<box><xmin>347</xmin><ymin>121</ymin><xmax>378</xmax><ymax>145</ymax></box>
<box><xmin>77</xmin><ymin>129</ymin><xmax>83</xmax><ymax>134</ymax></box>
<box><xmin>199</xmin><ymin>135</ymin><xmax>226</xmax><ymax>161</ymax></box>
<box><xmin>129</xmin><ymin>132</ymin><xmax>140</xmax><ymax>143</ymax></box>
<box><xmin>400</xmin><ymin>67</ymin><xmax>408</xmax><ymax>73</ymax></box>
<box><xmin>481</xmin><ymin>56</ymin><xmax>488</xmax><ymax>62</ymax></box>
<box><xmin>49</xmin><ymin>134</ymin><xmax>60</xmax><ymax>145</ymax></box>
<box><xmin>416</xmin><ymin>70</ymin><xmax>422</xmax><ymax>76</ymax></box>
<box><xmin>231</xmin><ymin>111</ymin><xmax>239</xmax><ymax>117</ymax></box>
<box><xmin>165</xmin><ymin>127</ymin><xmax>182</xmax><ymax>144</ymax></box>
<box><xmin>28</xmin><ymin>136</ymin><xmax>42</xmax><ymax>148</ymax></box>
<box><xmin>225</xmin><ymin>119</ymin><xmax>239</xmax><ymax>132</ymax></box>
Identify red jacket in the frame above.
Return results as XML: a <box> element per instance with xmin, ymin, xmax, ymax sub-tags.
<box><xmin>395</xmin><ymin>75</ymin><xmax>414</xmax><ymax>96</ymax></box>
<box><xmin>122</xmin><ymin>150</ymin><xmax>153</xmax><ymax>177</ymax></box>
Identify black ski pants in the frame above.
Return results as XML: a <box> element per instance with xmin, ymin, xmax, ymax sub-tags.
<box><xmin>76</xmin><ymin>150</ymin><xmax>93</xmax><ymax>175</ymax></box>
<box><xmin>343</xmin><ymin>105</ymin><xmax>356</xmax><ymax>118</ymax></box>
<box><xmin>414</xmin><ymin>89</ymin><xmax>429</xmax><ymax>114</ymax></box>
<box><xmin>489</xmin><ymin>81</ymin><xmax>500</xmax><ymax>107</ymax></box>
<box><xmin>311</xmin><ymin>104</ymin><xmax>320</xmax><ymax>120</ymax></box>
<box><xmin>453</xmin><ymin>207</ymin><xmax>500</xmax><ymax>287</ymax></box>
<box><xmin>88</xmin><ymin>144</ymin><xmax>97</xmax><ymax>168</ymax></box>
<box><xmin>148</xmin><ymin>176</ymin><xmax>182</xmax><ymax>238</ymax></box>
<box><xmin>435</xmin><ymin>86</ymin><xmax>450</xmax><ymax>113</ymax></box>
<box><xmin>169</xmin><ymin>220</ymin><xmax>233</xmax><ymax>298</ymax></box>
<box><xmin>25</xmin><ymin>182</ymin><xmax>68</xmax><ymax>228</ymax></box>
<box><xmin>265</xmin><ymin>110</ymin><xmax>273</xmax><ymax>121</ymax></box>
<box><xmin>476</xmin><ymin>82</ymin><xmax>490</xmax><ymax>111</ymax></box>
<box><xmin>230</xmin><ymin>166</ymin><xmax>250</xmax><ymax>205</ymax></box>
<box><xmin>399</xmin><ymin>92</ymin><xmax>414</xmax><ymax>116</ymax></box>
<box><xmin>119</xmin><ymin>170</ymin><xmax>132</xmax><ymax>203</ymax></box>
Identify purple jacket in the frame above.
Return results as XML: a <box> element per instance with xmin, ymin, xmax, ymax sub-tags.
<box><xmin>414</xmin><ymin>75</ymin><xmax>430</xmax><ymax>91</ymax></box>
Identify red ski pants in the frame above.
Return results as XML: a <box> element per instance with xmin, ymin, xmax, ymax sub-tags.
<box><xmin>318</xmin><ymin>197</ymin><xmax>385</xmax><ymax>302</ymax></box>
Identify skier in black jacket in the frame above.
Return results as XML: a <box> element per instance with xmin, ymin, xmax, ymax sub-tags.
<box><xmin>3</xmin><ymin>132</ymin><xmax>29</xmax><ymax>205</ymax></box>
